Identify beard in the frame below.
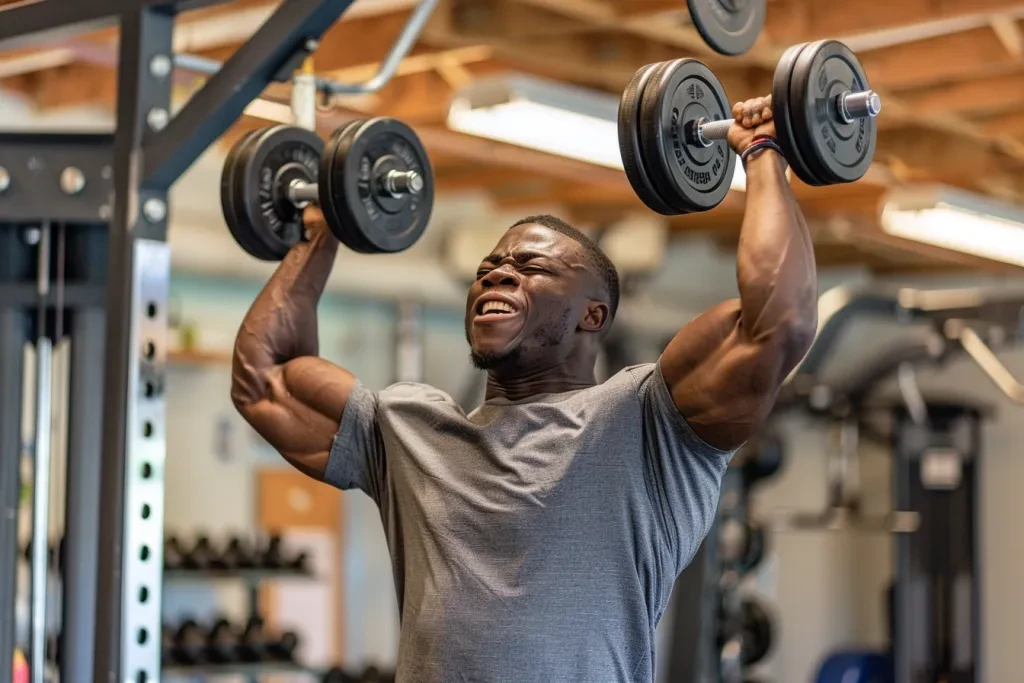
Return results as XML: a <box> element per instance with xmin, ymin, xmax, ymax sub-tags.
<box><xmin>465</xmin><ymin>307</ymin><xmax>571</xmax><ymax>371</ymax></box>
<box><xmin>469</xmin><ymin>343</ymin><xmax>523</xmax><ymax>370</ymax></box>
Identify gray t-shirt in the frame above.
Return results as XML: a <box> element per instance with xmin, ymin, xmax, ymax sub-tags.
<box><xmin>325</xmin><ymin>361</ymin><xmax>732</xmax><ymax>683</ymax></box>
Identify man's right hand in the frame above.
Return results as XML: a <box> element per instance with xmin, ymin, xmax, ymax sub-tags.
<box><xmin>727</xmin><ymin>96</ymin><xmax>777</xmax><ymax>156</ymax></box>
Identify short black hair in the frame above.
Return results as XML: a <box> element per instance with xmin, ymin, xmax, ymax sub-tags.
<box><xmin>510</xmin><ymin>214</ymin><xmax>620</xmax><ymax>320</ymax></box>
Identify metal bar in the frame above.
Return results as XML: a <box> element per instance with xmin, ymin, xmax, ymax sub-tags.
<box><xmin>0</xmin><ymin>306</ymin><xmax>28</xmax><ymax>683</ymax></box>
<box><xmin>61</xmin><ymin>308</ymin><xmax>106</xmax><ymax>683</ymax></box>
<box><xmin>0</xmin><ymin>134</ymin><xmax>114</xmax><ymax>223</ymax></box>
<box><xmin>0</xmin><ymin>0</ymin><xmax>230</xmax><ymax>47</ymax></box>
<box><xmin>954</xmin><ymin>324</ymin><xmax>1024</xmax><ymax>403</ymax></box>
<box><xmin>319</xmin><ymin>0</ymin><xmax>437</xmax><ymax>94</ymax></box>
<box><xmin>143</xmin><ymin>0</ymin><xmax>357</xmax><ymax>189</ymax></box>
<box><xmin>170</xmin><ymin>0</ymin><xmax>438</xmax><ymax>96</ymax></box>
<box><xmin>29</xmin><ymin>223</ymin><xmax>52</xmax><ymax>683</ymax></box>
<box><xmin>93</xmin><ymin>8</ymin><xmax>173</xmax><ymax>683</ymax></box>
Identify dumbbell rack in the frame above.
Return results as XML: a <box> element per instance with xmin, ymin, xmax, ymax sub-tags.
<box><xmin>162</xmin><ymin>560</ymin><xmax>317</xmax><ymax>681</ymax></box>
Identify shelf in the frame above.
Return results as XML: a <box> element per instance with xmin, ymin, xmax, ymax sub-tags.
<box><xmin>167</xmin><ymin>348</ymin><xmax>233</xmax><ymax>366</ymax></box>
<box><xmin>164</xmin><ymin>567</ymin><xmax>316</xmax><ymax>583</ymax></box>
<box><xmin>162</xmin><ymin>661</ymin><xmax>318</xmax><ymax>678</ymax></box>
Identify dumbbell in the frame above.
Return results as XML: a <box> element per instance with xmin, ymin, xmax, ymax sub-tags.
<box><xmin>170</xmin><ymin>620</ymin><xmax>207</xmax><ymax>665</ymax></box>
<box><xmin>266</xmin><ymin>630</ymin><xmax>300</xmax><ymax>661</ymax></box>
<box><xmin>205</xmin><ymin>618</ymin><xmax>241</xmax><ymax>663</ymax></box>
<box><xmin>738</xmin><ymin>598</ymin><xmax>773</xmax><ymax>666</ymax></box>
<box><xmin>619</xmin><ymin>39</ymin><xmax>880</xmax><ymax>216</ymax></box>
<box><xmin>238</xmin><ymin>616</ymin><xmax>270</xmax><ymax>662</ymax></box>
<box><xmin>220</xmin><ymin>118</ymin><xmax>434</xmax><ymax>262</ymax></box>
<box><xmin>164</xmin><ymin>535</ymin><xmax>187</xmax><ymax>570</ymax></box>
<box><xmin>737</xmin><ymin>428</ymin><xmax>785</xmax><ymax>489</ymax></box>
<box><xmin>323</xmin><ymin>668</ymin><xmax>359</xmax><ymax>683</ymax></box>
<box><xmin>212</xmin><ymin>535</ymin><xmax>257</xmax><ymax>570</ymax></box>
<box><xmin>181</xmin><ymin>535</ymin><xmax>216</xmax><ymax>570</ymax></box>
<box><xmin>717</xmin><ymin>517</ymin><xmax>766</xmax><ymax>574</ymax></box>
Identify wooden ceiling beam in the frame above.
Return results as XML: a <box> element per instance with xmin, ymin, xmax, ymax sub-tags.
<box><xmin>858</xmin><ymin>27</ymin><xmax>1020</xmax><ymax>91</ymax></box>
<box><xmin>990</xmin><ymin>15</ymin><xmax>1024</xmax><ymax>60</ymax></box>
<box><xmin>764</xmin><ymin>0</ymin><xmax>1024</xmax><ymax>46</ymax></box>
<box><xmin>898</xmin><ymin>70</ymin><xmax>1024</xmax><ymax>117</ymax></box>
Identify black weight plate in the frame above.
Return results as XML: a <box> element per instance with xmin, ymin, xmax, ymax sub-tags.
<box><xmin>790</xmin><ymin>39</ymin><xmax>876</xmax><ymax>184</ymax></box>
<box><xmin>638</xmin><ymin>58</ymin><xmax>736</xmax><ymax>214</ymax></box>
<box><xmin>323</xmin><ymin>117</ymin><xmax>434</xmax><ymax>254</ymax></box>
<box><xmin>771</xmin><ymin>42</ymin><xmax>825</xmax><ymax>187</ymax></box>
<box><xmin>231</xmin><ymin>125</ymin><xmax>324</xmax><ymax>260</ymax></box>
<box><xmin>739</xmin><ymin>599</ymin><xmax>773</xmax><ymax>666</ymax></box>
<box><xmin>221</xmin><ymin>129</ymin><xmax>280</xmax><ymax>260</ymax></box>
<box><xmin>330</xmin><ymin>121</ymin><xmax>378</xmax><ymax>254</ymax></box>
<box><xmin>688</xmin><ymin>0</ymin><xmax>766</xmax><ymax>56</ymax></box>
<box><xmin>618</xmin><ymin>63</ymin><xmax>682</xmax><ymax>216</ymax></box>
<box><xmin>319</xmin><ymin>120</ymin><xmax>371</xmax><ymax>252</ymax></box>
<box><xmin>788</xmin><ymin>40</ymin><xmax>840</xmax><ymax>185</ymax></box>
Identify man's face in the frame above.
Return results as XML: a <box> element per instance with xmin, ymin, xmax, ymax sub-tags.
<box><xmin>464</xmin><ymin>224</ymin><xmax>605</xmax><ymax>372</ymax></box>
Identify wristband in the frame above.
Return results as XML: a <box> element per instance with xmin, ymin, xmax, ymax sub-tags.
<box><xmin>741</xmin><ymin>139</ymin><xmax>784</xmax><ymax>169</ymax></box>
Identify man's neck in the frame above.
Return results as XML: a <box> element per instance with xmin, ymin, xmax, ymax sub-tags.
<box><xmin>484</xmin><ymin>362</ymin><xmax>596</xmax><ymax>402</ymax></box>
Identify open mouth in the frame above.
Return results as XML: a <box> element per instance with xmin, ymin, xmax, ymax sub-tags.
<box><xmin>475</xmin><ymin>299</ymin><xmax>519</xmax><ymax>321</ymax></box>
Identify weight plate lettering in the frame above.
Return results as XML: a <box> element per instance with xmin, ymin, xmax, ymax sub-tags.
<box><xmin>638</xmin><ymin>58</ymin><xmax>735</xmax><ymax>214</ymax></box>
<box><xmin>790</xmin><ymin>40</ymin><xmax>876</xmax><ymax>184</ymax></box>
<box><xmin>321</xmin><ymin>117</ymin><xmax>433</xmax><ymax>254</ymax></box>
<box><xmin>771</xmin><ymin>43</ymin><xmax>824</xmax><ymax>187</ymax></box>
<box><xmin>222</xmin><ymin>125</ymin><xmax>323</xmax><ymax>261</ymax></box>
<box><xmin>688</xmin><ymin>0</ymin><xmax>765</xmax><ymax>56</ymax></box>
<box><xmin>618</xmin><ymin>63</ymin><xmax>681</xmax><ymax>216</ymax></box>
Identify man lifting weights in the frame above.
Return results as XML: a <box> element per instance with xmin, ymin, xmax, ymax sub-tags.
<box><xmin>230</xmin><ymin>95</ymin><xmax>816</xmax><ymax>682</ymax></box>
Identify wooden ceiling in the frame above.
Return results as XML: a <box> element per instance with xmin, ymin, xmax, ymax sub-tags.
<box><xmin>2</xmin><ymin>0</ymin><xmax>1024</xmax><ymax>274</ymax></box>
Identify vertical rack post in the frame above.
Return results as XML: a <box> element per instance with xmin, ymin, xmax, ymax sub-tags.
<box><xmin>61</xmin><ymin>308</ymin><xmax>106</xmax><ymax>682</ymax></box>
<box><xmin>92</xmin><ymin>7</ymin><xmax>173</xmax><ymax>683</ymax></box>
<box><xmin>0</xmin><ymin>303</ymin><xmax>29</xmax><ymax>683</ymax></box>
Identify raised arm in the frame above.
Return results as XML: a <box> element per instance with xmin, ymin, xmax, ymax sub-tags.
<box><xmin>231</xmin><ymin>208</ymin><xmax>357</xmax><ymax>480</ymax></box>
<box><xmin>660</xmin><ymin>97</ymin><xmax>817</xmax><ymax>451</ymax></box>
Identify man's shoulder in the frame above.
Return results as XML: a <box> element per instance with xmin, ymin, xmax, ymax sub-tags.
<box><xmin>378</xmin><ymin>381</ymin><xmax>458</xmax><ymax>405</ymax></box>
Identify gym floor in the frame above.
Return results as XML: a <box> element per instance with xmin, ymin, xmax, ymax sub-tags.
<box><xmin>3</xmin><ymin>1</ymin><xmax>1024</xmax><ymax>683</ymax></box>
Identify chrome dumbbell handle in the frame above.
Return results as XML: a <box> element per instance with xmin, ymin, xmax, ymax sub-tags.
<box><xmin>687</xmin><ymin>89</ymin><xmax>882</xmax><ymax>148</ymax></box>
<box><xmin>287</xmin><ymin>169</ymin><xmax>423</xmax><ymax>208</ymax></box>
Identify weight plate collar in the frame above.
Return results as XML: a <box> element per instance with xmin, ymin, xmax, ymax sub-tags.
<box><xmin>688</xmin><ymin>0</ymin><xmax>766</xmax><ymax>56</ymax></box>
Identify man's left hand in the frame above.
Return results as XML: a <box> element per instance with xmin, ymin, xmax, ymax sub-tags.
<box><xmin>727</xmin><ymin>96</ymin><xmax>777</xmax><ymax>155</ymax></box>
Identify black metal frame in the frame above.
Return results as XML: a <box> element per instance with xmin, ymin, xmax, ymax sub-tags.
<box><xmin>0</xmin><ymin>0</ymin><xmax>357</xmax><ymax>680</ymax></box>
<box><xmin>892</xmin><ymin>404</ymin><xmax>982</xmax><ymax>683</ymax></box>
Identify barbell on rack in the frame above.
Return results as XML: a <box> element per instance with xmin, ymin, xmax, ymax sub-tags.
<box><xmin>618</xmin><ymin>39</ymin><xmax>881</xmax><ymax>216</ymax></box>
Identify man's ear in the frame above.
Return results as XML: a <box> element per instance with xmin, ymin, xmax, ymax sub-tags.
<box><xmin>579</xmin><ymin>301</ymin><xmax>610</xmax><ymax>333</ymax></box>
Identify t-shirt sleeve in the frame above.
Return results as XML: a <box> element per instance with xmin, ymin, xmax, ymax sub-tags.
<box><xmin>632</xmin><ymin>360</ymin><xmax>735</xmax><ymax>572</ymax></box>
<box><xmin>323</xmin><ymin>380</ymin><xmax>386</xmax><ymax>501</ymax></box>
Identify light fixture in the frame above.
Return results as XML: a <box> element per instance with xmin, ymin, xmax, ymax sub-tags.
<box><xmin>447</xmin><ymin>73</ymin><xmax>747</xmax><ymax>192</ymax></box>
<box><xmin>880</xmin><ymin>185</ymin><xmax>1024</xmax><ymax>267</ymax></box>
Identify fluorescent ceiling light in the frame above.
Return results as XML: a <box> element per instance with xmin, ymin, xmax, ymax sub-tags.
<box><xmin>880</xmin><ymin>185</ymin><xmax>1024</xmax><ymax>267</ymax></box>
<box><xmin>448</xmin><ymin>73</ymin><xmax>746</xmax><ymax>193</ymax></box>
